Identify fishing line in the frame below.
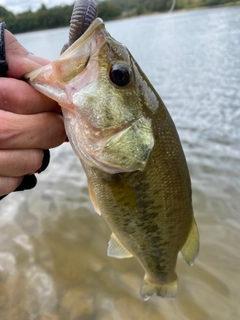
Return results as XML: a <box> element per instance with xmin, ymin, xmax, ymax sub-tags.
<box><xmin>169</xmin><ymin>0</ymin><xmax>176</xmax><ymax>13</ymax></box>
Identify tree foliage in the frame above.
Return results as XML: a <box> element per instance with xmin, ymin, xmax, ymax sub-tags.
<box><xmin>0</xmin><ymin>5</ymin><xmax>74</xmax><ymax>33</ymax></box>
<box><xmin>0</xmin><ymin>0</ymin><xmax>237</xmax><ymax>34</ymax></box>
<box><xmin>109</xmin><ymin>0</ymin><xmax>238</xmax><ymax>12</ymax></box>
<box><xmin>0</xmin><ymin>2</ymin><xmax>122</xmax><ymax>34</ymax></box>
<box><xmin>98</xmin><ymin>1</ymin><xmax>122</xmax><ymax>21</ymax></box>
<box><xmin>109</xmin><ymin>0</ymin><xmax>176</xmax><ymax>12</ymax></box>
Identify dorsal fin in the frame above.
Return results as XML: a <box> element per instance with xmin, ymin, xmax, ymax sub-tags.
<box><xmin>107</xmin><ymin>233</ymin><xmax>133</xmax><ymax>259</ymax></box>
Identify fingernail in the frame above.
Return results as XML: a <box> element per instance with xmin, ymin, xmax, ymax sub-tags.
<box><xmin>14</xmin><ymin>174</ymin><xmax>37</xmax><ymax>192</ymax></box>
<box><xmin>36</xmin><ymin>149</ymin><xmax>50</xmax><ymax>174</ymax></box>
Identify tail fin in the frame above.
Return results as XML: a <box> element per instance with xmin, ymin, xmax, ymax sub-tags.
<box><xmin>140</xmin><ymin>274</ymin><xmax>178</xmax><ymax>301</ymax></box>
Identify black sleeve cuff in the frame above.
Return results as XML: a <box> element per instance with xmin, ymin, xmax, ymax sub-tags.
<box><xmin>0</xmin><ymin>22</ymin><xmax>9</xmax><ymax>77</ymax></box>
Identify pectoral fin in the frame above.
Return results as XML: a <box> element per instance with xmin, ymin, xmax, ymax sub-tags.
<box><xmin>181</xmin><ymin>217</ymin><xmax>199</xmax><ymax>266</ymax></box>
<box><xmin>107</xmin><ymin>233</ymin><xmax>133</xmax><ymax>259</ymax></box>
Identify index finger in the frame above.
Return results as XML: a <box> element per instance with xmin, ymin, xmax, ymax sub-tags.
<box><xmin>5</xmin><ymin>30</ymin><xmax>51</xmax><ymax>79</ymax></box>
<box><xmin>0</xmin><ymin>78</ymin><xmax>61</xmax><ymax>114</ymax></box>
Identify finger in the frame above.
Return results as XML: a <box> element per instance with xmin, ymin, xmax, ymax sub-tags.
<box><xmin>0</xmin><ymin>176</ymin><xmax>23</xmax><ymax>196</ymax></box>
<box><xmin>0</xmin><ymin>110</ymin><xmax>66</xmax><ymax>149</ymax></box>
<box><xmin>0</xmin><ymin>149</ymin><xmax>43</xmax><ymax>176</ymax></box>
<box><xmin>0</xmin><ymin>174</ymin><xmax>37</xmax><ymax>198</ymax></box>
<box><xmin>5</xmin><ymin>30</ymin><xmax>51</xmax><ymax>78</ymax></box>
<box><xmin>14</xmin><ymin>174</ymin><xmax>37</xmax><ymax>192</ymax></box>
<box><xmin>0</xmin><ymin>78</ymin><xmax>61</xmax><ymax>114</ymax></box>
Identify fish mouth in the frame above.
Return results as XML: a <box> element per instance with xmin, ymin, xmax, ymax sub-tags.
<box><xmin>24</xmin><ymin>18</ymin><xmax>105</xmax><ymax>92</ymax></box>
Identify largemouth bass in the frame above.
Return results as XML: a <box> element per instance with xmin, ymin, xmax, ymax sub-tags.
<box><xmin>25</xmin><ymin>13</ymin><xmax>199</xmax><ymax>300</ymax></box>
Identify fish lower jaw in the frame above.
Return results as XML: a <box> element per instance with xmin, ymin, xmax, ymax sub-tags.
<box><xmin>65</xmin><ymin>111</ymin><xmax>154</xmax><ymax>173</ymax></box>
<box><xmin>76</xmin><ymin>146</ymin><xmax>147</xmax><ymax>174</ymax></box>
<box><xmin>75</xmin><ymin>138</ymin><xmax>150</xmax><ymax>174</ymax></box>
<box><xmin>70</xmin><ymin>126</ymin><xmax>152</xmax><ymax>174</ymax></box>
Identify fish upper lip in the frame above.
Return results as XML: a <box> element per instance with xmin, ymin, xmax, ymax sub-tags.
<box><xmin>62</xmin><ymin>18</ymin><xmax>104</xmax><ymax>56</ymax></box>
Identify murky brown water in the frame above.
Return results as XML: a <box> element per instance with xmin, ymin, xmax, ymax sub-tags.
<box><xmin>1</xmin><ymin>145</ymin><xmax>239</xmax><ymax>319</ymax></box>
<box><xmin>0</xmin><ymin>6</ymin><xmax>240</xmax><ymax>320</ymax></box>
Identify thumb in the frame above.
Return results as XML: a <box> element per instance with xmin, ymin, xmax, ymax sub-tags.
<box><xmin>5</xmin><ymin>29</ymin><xmax>51</xmax><ymax>79</ymax></box>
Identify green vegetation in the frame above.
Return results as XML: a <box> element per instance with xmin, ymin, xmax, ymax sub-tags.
<box><xmin>0</xmin><ymin>4</ymin><xmax>74</xmax><ymax>33</ymax></box>
<box><xmin>110</xmin><ymin>0</ymin><xmax>240</xmax><ymax>14</ymax></box>
<box><xmin>98</xmin><ymin>1</ymin><xmax>122</xmax><ymax>20</ymax></box>
<box><xmin>0</xmin><ymin>0</ymin><xmax>239</xmax><ymax>34</ymax></box>
<box><xmin>0</xmin><ymin>2</ymin><xmax>122</xmax><ymax>34</ymax></box>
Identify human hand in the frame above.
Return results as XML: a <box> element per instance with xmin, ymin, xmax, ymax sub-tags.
<box><xmin>0</xmin><ymin>26</ymin><xmax>66</xmax><ymax>198</ymax></box>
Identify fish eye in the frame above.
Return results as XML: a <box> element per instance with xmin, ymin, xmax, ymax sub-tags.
<box><xmin>109</xmin><ymin>64</ymin><xmax>131</xmax><ymax>87</ymax></box>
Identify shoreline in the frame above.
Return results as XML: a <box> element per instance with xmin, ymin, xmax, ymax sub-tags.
<box><xmin>14</xmin><ymin>3</ymin><xmax>240</xmax><ymax>35</ymax></box>
<box><xmin>119</xmin><ymin>2</ymin><xmax>240</xmax><ymax>19</ymax></box>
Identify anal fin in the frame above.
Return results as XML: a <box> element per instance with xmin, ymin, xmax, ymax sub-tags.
<box><xmin>107</xmin><ymin>233</ymin><xmax>133</xmax><ymax>259</ymax></box>
<box><xmin>181</xmin><ymin>217</ymin><xmax>200</xmax><ymax>266</ymax></box>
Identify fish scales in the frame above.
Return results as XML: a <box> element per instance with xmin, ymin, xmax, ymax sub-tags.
<box><xmin>25</xmin><ymin>14</ymin><xmax>199</xmax><ymax>300</ymax></box>
<box><xmin>82</xmin><ymin>103</ymin><xmax>192</xmax><ymax>283</ymax></box>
